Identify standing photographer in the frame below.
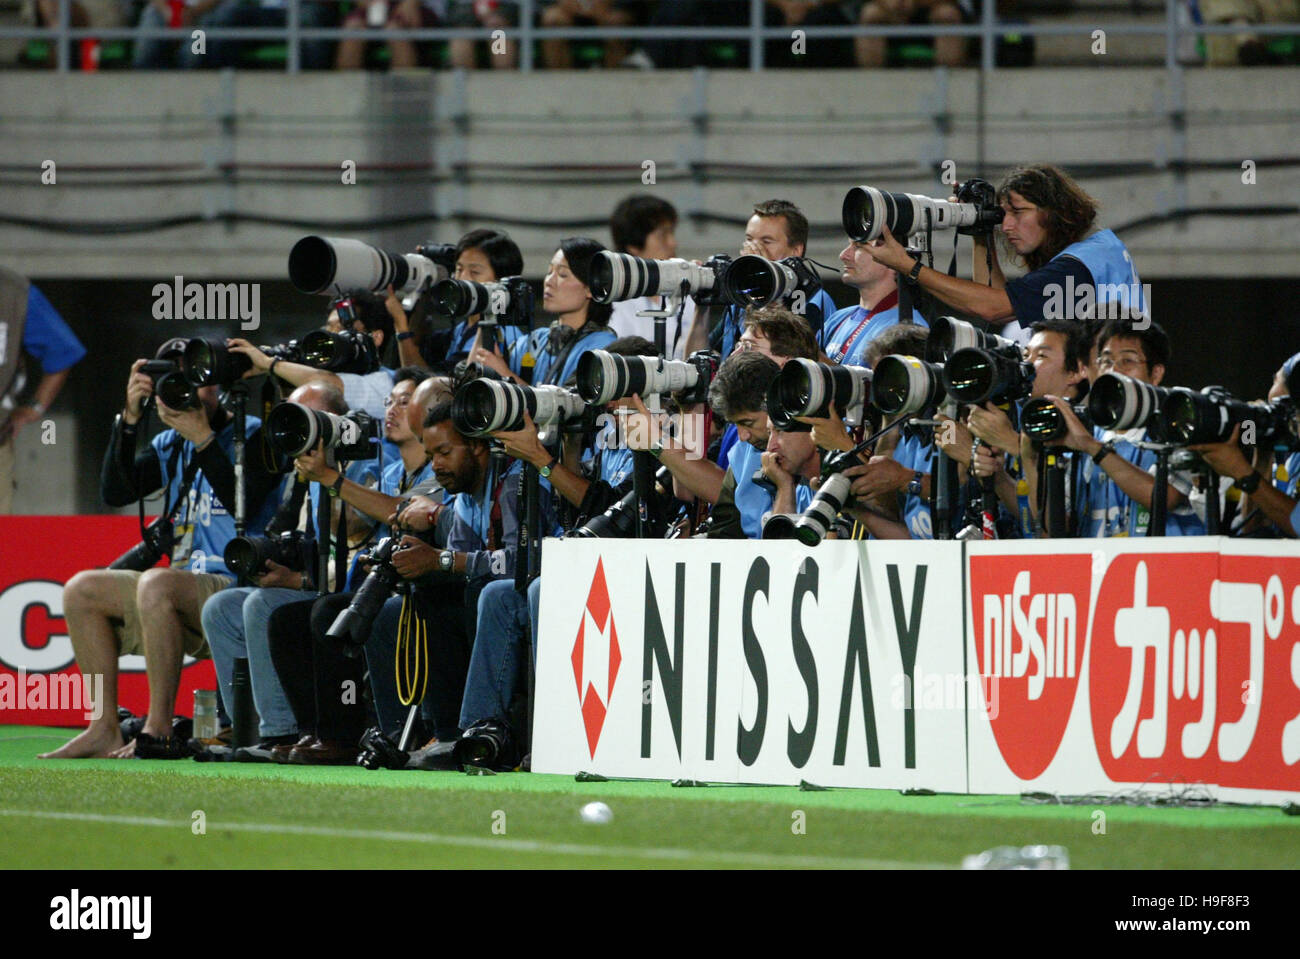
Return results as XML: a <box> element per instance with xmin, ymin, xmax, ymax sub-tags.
<box><xmin>40</xmin><ymin>350</ymin><xmax>281</xmax><ymax>760</ymax></box>
<box><xmin>864</xmin><ymin>164</ymin><xmax>1147</xmax><ymax>332</ymax></box>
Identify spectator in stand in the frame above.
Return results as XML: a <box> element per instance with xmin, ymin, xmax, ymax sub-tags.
<box><xmin>540</xmin><ymin>0</ymin><xmax>639</xmax><ymax>69</ymax></box>
<box><xmin>336</xmin><ymin>0</ymin><xmax>440</xmax><ymax>70</ymax></box>
<box><xmin>1202</xmin><ymin>0</ymin><xmax>1300</xmax><ymax>65</ymax></box>
<box><xmin>857</xmin><ymin>0</ymin><xmax>967</xmax><ymax>68</ymax></box>
<box><xmin>133</xmin><ymin>0</ymin><xmax>222</xmax><ymax>68</ymax></box>
<box><xmin>446</xmin><ymin>0</ymin><xmax>518</xmax><ymax>69</ymax></box>
<box><xmin>180</xmin><ymin>0</ymin><xmax>337</xmax><ymax>70</ymax></box>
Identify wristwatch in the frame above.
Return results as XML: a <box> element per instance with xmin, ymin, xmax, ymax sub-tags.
<box><xmin>438</xmin><ymin>549</ymin><xmax>456</xmax><ymax>572</ymax></box>
<box><xmin>326</xmin><ymin>471</ymin><xmax>345</xmax><ymax>497</ymax></box>
<box><xmin>906</xmin><ymin>471</ymin><xmax>924</xmax><ymax>497</ymax></box>
<box><xmin>539</xmin><ymin>456</ymin><xmax>558</xmax><ymax>479</ymax></box>
<box><xmin>1233</xmin><ymin>470</ymin><xmax>1262</xmax><ymax>494</ymax></box>
<box><xmin>396</xmin><ymin>330</ymin><xmax>414</xmax><ymax>341</ymax></box>
<box><xmin>1092</xmin><ymin>441</ymin><xmax>1116</xmax><ymax>466</ymax></box>
<box><xmin>905</xmin><ymin>258</ymin><xmax>924</xmax><ymax>284</ymax></box>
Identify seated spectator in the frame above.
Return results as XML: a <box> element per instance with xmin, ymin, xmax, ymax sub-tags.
<box><xmin>540</xmin><ymin>0</ymin><xmax>638</xmax><ymax>69</ymax></box>
<box><xmin>31</xmin><ymin>0</ymin><xmax>125</xmax><ymax>68</ymax></box>
<box><xmin>857</xmin><ymin>0</ymin><xmax>967</xmax><ymax>68</ymax></box>
<box><xmin>446</xmin><ymin>0</ymin><xmax>518</xmax><ymax>69</ymax></box>
<box><xmin>134</xmin><ymin>0</ymin><xmax>222</xmax><ymax>68</ymax></box>
<box><xmin>180</xmin><ymin>0</ymin><xmax>337</xmax><ymax>70</ymax></box>
<box><xmin>1202</xmin><ymin>0</ymin><xmax>1300</xmax><ymax>65</ymax></box>
<box><xmin>336</xmin><ymin>0</ymin><xmax>440</xmax><ymax>70</ymax></box>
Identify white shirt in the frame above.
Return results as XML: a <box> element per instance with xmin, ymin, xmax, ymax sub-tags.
<box><xmin>609</xmin><ymin>295</ymin><xmax>697</xmax><ymax>360</ymax></box>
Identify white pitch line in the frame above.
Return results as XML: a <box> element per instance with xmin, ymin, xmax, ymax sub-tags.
<box><xmin>0</xmin><ymin>808</ymin><xmax>948</xmax><ymax>870</ymax></box>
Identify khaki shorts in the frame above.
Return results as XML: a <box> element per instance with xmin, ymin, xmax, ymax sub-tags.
<box><xmin>105</xmin><ymin>568</ymin><xmax>232</xmax><ymax>659</ymax></box>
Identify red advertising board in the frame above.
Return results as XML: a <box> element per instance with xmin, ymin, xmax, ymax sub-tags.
<box><xmin>0</xmin><ymin>516</ymin><xmax>215</xmax><ymax>728</ymax></box>
<box><xmin>966</xmin><ymin>539</ymin><xmax>1300</xmax><ymax>804</ymax></box>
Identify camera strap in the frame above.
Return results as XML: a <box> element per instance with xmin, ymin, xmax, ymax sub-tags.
<box><xmin>394</xmin><ymin>594</ymin><xmax>429</xmax><ymax>707</ymax></box>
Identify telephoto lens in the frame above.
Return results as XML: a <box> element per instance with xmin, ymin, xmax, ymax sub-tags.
<box><xmin>574</xmin><ymin>349</ymin><xmax>717</xmax><ymax>406</ymax></box>
<box><xmin>926</xmin><ymin>316</ymin><xmax>1018</xmax><ymax>363</ymax></box>
<box><xmin>289</xmin><ymin>236</ymin><xmax>450</xmax><ymax>296</ymax></box>
<box><xmin>182</xmin><ymin>337</ymin><xmax>252</xmax><ymax>387</ymax></box>
<box><xmin>943</xmin><ymin>347</ymin><xmax>1035</xmax><ymax>405</ymax></box>
<box><xmin>717</xmin><ymin>255</ymin><xmax>810</xmax><ymax>309</ymax></box>
<box><xmin>871</xmin><ymin>354</ymin><xmax>947</xmax><ymax>417</ymax></box>
<box><xmin>588</xmin><ymin>252</ymin><xmax>721</xmax><ymax>303</ymax></box>
<box><xmin>154</xmin><ymin>371</ymin><xmax>201</xmax><ymax>410</ymax></box>
<box><xmin>327</xmin><ymin>536</ymin><xmax>404</xmax><ymax>650</ymax></box>
<box><xmin>429</xmin><ymin>278</ymin><xmax>502</xmax><ymax>318</ymax></box>
<box><xmin>299</xmin><ymin>329</ymin><xmax>379</xmax><ymax>375</ymax></box>
<box><xmin>265</xmin><ymin>402</ymin><xmax>379</xmax><ymax>460</ymax></box>
<box><xmin>1021</xmin><ymin>396</ymin><xmax>1090</xmax><ymax>444</ymax></box>
<box><xmin>1088</xmin><ymin>372</ymin><xmax>1169</xmax><ymax>433</ymax></box>
<box><xmin>1162</xmin><ymin>386</ymin><xmax>1294</xmax><ymax>447</ymax></box>
<box><xmin>223</xmin><ymin>531</ymin><xmax>317</xmax><ymax>580</ymax></box>
<box><xmin>768</xmin><ymin>472</ymin><xmax>853</xmax><ymax>546</ymax></box>
<box><xmin>841</xmin><ymin>186</ymin><xmax>998</xmax><ymax>243</ymax></box>
<box><xmin>767</xmin><ymin>359</ymin><xmax>874</xmax><ymax>429</ymax></box>
<box><xmin>451</xmin><ymin>379</ymin><xmax>586</xmax><ymax>436</ymax></box>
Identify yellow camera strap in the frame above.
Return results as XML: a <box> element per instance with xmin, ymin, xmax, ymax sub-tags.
<box><xmin>394</xmin><ymin>593</ymin><xmax>428</xmax><ymax>707</ymax></box>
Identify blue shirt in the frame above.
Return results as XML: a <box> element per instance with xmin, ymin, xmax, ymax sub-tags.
<box><xmin>448</xmin><ymin>457</ymin><xmax>555</xmax><ymax>584</ymax></box>
<box><xmin>1005</xmin><ymin>229</ymin><xmax>1147</xmax><ymax>329</ymax></box>
<box><xmin>21</xmin><ymin>284</ymin><xmax>86</xmax><ymax>373</ymax></box>
<box><xmin>1079</xmin><ymin>427</ymin><xmax>1204</xmax><ymax>537</ymax></box>
<box><xmin>727</xmin><ymin>441</ymin><xmax>811</xmax><ymax>539</ymax></box>
<box><xmin>154</xmin><ymin>417</ymin><xmax>277</xmax><ymax>577</ymax></box>
<box><xmin>891</xmin><ymin>432</ymin><xmax>934</xmax><ymax>540</ymax></box>
<box><xmin>823</xmin><ymin>293</ymin><xmax>922</xmax><ymax>367</ymax></box>
<box><xmin>526</xmin><ymin>326</ymin><xmax>618</xmax><ymax>387</ymax></box>
<box><xmin>451</xmin><ymin>318</ymin><xmax>530</xmax><ymax>376</ymax></box>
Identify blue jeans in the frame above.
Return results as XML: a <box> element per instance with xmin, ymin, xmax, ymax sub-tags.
<box><xmin>181</xmin><ymin>0</ymin><xmax>336</xmax><ymax>70</ymax></box>
<box><xmin>201</xmin><ymin>586</ymin><xmax>303</xmax><ymax>738</ymax></box>
<box><xmin>459</xmin><ymin>578</ymin><xmax>541</xmax><ymax>730</ymax></box>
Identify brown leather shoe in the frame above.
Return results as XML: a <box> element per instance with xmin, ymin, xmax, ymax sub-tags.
<box><xmin>288</xmin><ymin>738</ymin><xmax>358</xmax><ymax>766</ymax></box>
<box><xmin>272</xmin><ymin>735</ymin><xmax>318</xmax><ymax>764</ymax></box>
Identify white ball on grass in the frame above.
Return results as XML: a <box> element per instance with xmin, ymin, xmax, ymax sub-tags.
<box><xmin>580</xmin><ymin>801</ymin><xmax>613</xmax><ymax>824</ymax></box>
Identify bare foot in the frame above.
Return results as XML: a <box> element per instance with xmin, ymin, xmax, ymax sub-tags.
<box><xmin>109</xmin><ymin>738</ymin><xmax>138</xmax><ymax>759</ymax></box>
<box><xmin>38</xmin><ymin>725</ymin><xmax>124</xmax><ymax>759</ymax></box>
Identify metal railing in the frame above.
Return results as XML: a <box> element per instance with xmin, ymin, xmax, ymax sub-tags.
<box><xmin>0</xmin><ymin>0</ymin><xmax>1297</xmax><ymax>73</ymax></box>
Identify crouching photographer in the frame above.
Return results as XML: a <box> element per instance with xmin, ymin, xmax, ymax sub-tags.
<box><xmin>41</xmin><ymin>343</ymin><xmax>282</xmax><ymax>760</ymax></box>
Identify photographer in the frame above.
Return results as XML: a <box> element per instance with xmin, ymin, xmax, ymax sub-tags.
<box><xmin>361</xmin><ymin>400</ymin><xmax>548</xmax><ymax>745</ymax></box>
<box><xmin>865</xmin><ymin>164</ymin><xmax>1147</xmax><ymax>331</ymax></box>
<box><xmin>227</xmin><ymin>288</ymin><xmax>396</xmax><ymax>426</ymax></box>
<box><xmin>472</xmin><ymin>237</ymin><xmax>617</xmax><ymax>388</ymax></box>
<box><xmin>824</xmin><ymin>236</ymin><xmax>913</xmax><ymax>367</ymax></box>
<box><xmin>399</xmin><ymin>230</ymin><xmax>528</xmax><ymax>375</ymax></box>
<box><xmin>1048</xmin><ymin>320</ymin><xmax>1206</xmax><ymax>537</ymax></box>
<box><xmin>1188</xmin><ymin>351</ymin><xmax>1300</xmax><ymax>539</ymax></box>
<box><xmin>606</xmin><ymin>195</ymin><xmax>700</xmax><ymax>360</ymax></box>
<box><xmin>40</xmin><ymin>350</ymin><xmax>281</xmax><ymax>760</ymax></box>
<box><xmin>687</xmin><ymin>199</ymin><xmax>838</xmax><ymax>360</ymax></box>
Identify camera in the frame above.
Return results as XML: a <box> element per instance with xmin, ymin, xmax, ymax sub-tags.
<box><xmin>766</xmin><ymin>359</ymin><xmax>875</xmax><ymax>430</ymax></box>
<box><xmin>575</xmin><ymin>349</ymin><xmax>719</xmax><ymax>407</ymax></box>
<box><xmin>327</xmin><ymin>536</ymin><xmax>405</xmax><ymax>650</ymax></box>
<box><xmin>288</xmin><ymin>236</ymin><xmax>450</xmax><ymax>297</ymax></box>
<box><xmin>717</xmin><ymin>255</ymin><xmax>821</xmax><ymax>310</ymax></box>
<box><xmin>588</xmin><ymin>252</ymin><xmax>731</xmax><ymax>305</ymax></box>
<box><xmin>1088</xmin><ymin>372</ymin><xmax>1169</xmax><ymax>433</ymax></box>
<box><xmin>943</xmin><ymin>347</ymin><xmax>1035</xmax><ymax>405</ymax></box>
<box><xmin>1163</xmin><ymin>387</ymin><xmax>1299</xmax><ymax>449</ymax></box>
<box><xmin>570</xmin><ymin>466</ymin><xmax>673</xmax><ymax>539</ymax></box>
<box><xmin>223</xmin><ymin>530</ymin><xmax>318</xmax><ymax>580</ymax></box>
<box><xmin>761</xmin><ymin>462</ymin><xmax>854</xmax><ymax>546</ymax></box>
<box><xmin>926</xmin><ymin>316</ymin><xmax>1018</xmax><ymax>363</ymax></box>
<box><xmin>842</xmin><ymin>182</ymin><xmax>1001</xmax><ymax>244</ymax></box>
<box><xmin>141</xmin><ymin>358</ymin><xmax>201</xmax><ymax>412</ymax></box>
<box><xmin>108</xmin><ymin>515</ymin><xmax>175</xmax><ymax>571</ymax></box>
<box><xmin>1021</xmin><ymin>396</ymin><xmax>1091</xmax><ymax>444</ymax></box>
<box><xmin>298</xmin><ymin>328</ymin><xmax>380</xmax><ymax>376</ymax></box>
<box><xmin>871</xmin><ymin>354</ymin><xmax>947</xmax><ymax>417</ymax></box>
<box><xmin>451</xmin><ymin>379</ymin><xmax>588</xmax><ymax>436</ymax></box>
<box><xmin>265</xmin><ymin>402</ymin><xmax>380</xmax><ymax>461</ymax></box>
<box><xmin>428</xmin><ymin>275</ymin><xmax>534</xmax><ymax>328</ymax></box>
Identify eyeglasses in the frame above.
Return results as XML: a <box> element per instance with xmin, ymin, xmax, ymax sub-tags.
<box><xmin>1098</xmin><ymin>354</ymin><xmax>1148</xmax><ymax>374</ymax></box>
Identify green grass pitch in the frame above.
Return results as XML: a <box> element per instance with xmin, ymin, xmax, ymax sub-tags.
<box><xmin>3</xmin><ymin>727</ymin><xmax>1296</xmax><ymax>869</ymax></box>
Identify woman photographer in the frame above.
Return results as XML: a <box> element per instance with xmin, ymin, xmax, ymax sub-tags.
<box><xmin>471</xmin><ymin>236</ymin><xmax>616</xmax><ymax>387</ymax></box>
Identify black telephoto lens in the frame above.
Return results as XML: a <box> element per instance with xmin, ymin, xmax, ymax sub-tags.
<box><xmin>944</xmin><ymin>348</ymin><xmax>1034</xmax><ymax>405</ymax></box>
<box><xmin>154</xmin><ymin>371</ymin><xmax>201</xmax><ymax>410</ymax></box>
<box><xmin>182</xmin><ymin>337</ymin><xmax>252</xmax><ymax>387</ymax></box>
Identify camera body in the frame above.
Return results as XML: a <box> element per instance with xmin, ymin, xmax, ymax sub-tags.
<box><xmin>953</xmin><ymin>178</ymin><xmax>1001</xmax><ymax>236</ymax></box>
<box><xmin>223</xmin><ymin>530</ymin><xmax>319</xmax><ymax>580</ymax></box>
<box><xmin>108</xmin><ymin>514</ymin><xmax>176</xmax><ymax>571</ymax></box>
<box><xmin>429</xmin><ymin>275</ymin><xmax>534</xmax><ymax>329</ymax></box>
<box><xmin>327</xmin><ymin>536</ymin><xmax>406</xmax><ymax>650</ymax></box>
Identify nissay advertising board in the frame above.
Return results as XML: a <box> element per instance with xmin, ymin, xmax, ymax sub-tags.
<box><xmin>535</xmin><ymin>537</ymin><xmax>1300</xmax><ymax>803</ymax></box>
